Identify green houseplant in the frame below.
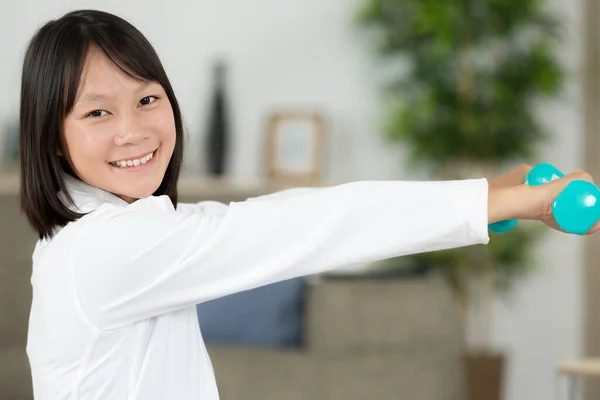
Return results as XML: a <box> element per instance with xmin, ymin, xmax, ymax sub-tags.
<box><xmin>354</xmin><ymin>1</ymin><xmax>564</xmax><ymax>399</ymax></box>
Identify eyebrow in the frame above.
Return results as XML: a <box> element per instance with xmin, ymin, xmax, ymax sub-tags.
<box><xmin>75</xmin><ymin>80</ymin><xmax>152</xmax><ymax>106</ymax></box>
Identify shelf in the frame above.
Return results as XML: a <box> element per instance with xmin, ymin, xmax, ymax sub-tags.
<box><xmin>176</xmin><ymin>176</ymin><xmax>311</xmax><ymax>199</ymax></box>
<box><xmin>0</xmin><ymin>173</ymin><xmax>329</xmax><ymax>199</ymax></box>
<box><xmin>557</xmin><ymin>358</ymin><xmax>600</xmax><ymax>377</ymax></box>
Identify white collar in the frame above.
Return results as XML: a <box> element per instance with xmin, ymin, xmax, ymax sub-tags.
<box><xmin>60</xmin><ymin>173</ymin><xmax>128</xmax><ymax>213</ymax></box>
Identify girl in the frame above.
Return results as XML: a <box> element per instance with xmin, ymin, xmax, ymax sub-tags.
<box><xmin>19</xmin><ymin>9</ymin><xmax>596</xmax><ymax>400</ymax></box>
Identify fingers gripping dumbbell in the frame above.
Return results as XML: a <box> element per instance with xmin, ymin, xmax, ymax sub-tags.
<box><xmin>488</xmin><ymin>163</ymin><xmax>600</xmax><ymax>235</ymax></box>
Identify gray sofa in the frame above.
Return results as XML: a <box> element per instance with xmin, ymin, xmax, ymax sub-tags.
<box><xmin>209</xmin><ymin>275</ymin><xmax>466</xmax><ymax>400</ymax></box>
<box><xmin>0</xmin><ymin>188</ymin><xmax>466</xmax><ymax>400</ymax></box>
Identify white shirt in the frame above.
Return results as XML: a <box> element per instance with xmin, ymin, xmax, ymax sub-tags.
<box><xmin>26</xmin><ymin>174</ymin><xmax>490</xmax><ymax>399</ymax></box>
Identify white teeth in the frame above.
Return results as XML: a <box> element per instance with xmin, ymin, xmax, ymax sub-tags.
<box><xmin>112</xmin><ymin>151</ymin><xmax>155</xmax><ymax>168</ymax></box>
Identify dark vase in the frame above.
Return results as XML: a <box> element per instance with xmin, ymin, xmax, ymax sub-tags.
<box><xmin>205</xmin><ymin>60</ymin><xmax>229</xmax><ymax>176</ymax></box>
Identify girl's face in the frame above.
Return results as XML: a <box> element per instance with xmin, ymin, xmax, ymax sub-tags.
<box><xmin>62</xmin><ymin>48</ymin><xmax>176</xmax><ymax>203</ymax></box>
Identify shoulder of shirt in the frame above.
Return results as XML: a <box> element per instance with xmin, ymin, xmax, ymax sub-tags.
<box><xmin>35</xmin><ymin>173</ymin><xmax>228</xmax><ymax>256</ymax></box>
<box><xmin>175</xmin><ymin>200</ymin><xmax>229</xmax><ymax>216</ymax></box>
<box><xmin>33</xmin><ymin>194</ymin><xmax>177</xmax><ymax>255</ymax></box>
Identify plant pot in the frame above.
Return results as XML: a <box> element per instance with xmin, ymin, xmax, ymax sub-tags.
<box><xmin>464</xmin><ymin>350</ymin><xmax>506</xmax><ymax>400</ymax></box>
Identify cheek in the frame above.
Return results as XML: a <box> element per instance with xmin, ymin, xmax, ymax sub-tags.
<box><xmin>154</xmin><ymin>107</ymin><xmax>177</xmax><ymax>148</ymax></box>
<box><xmin>63</xmin><ymin>124</ymin><xmax>113</xmax><ymax>167</ymax></box>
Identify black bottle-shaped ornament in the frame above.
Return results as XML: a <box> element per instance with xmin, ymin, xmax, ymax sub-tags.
<box><xmin>205</xmin><ymin>60</ymin><xmax>229</xmax><ymax>176</ymax></box>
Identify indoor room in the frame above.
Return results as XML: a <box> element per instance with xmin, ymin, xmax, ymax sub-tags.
<box><xmin>0</xmin><ymin>1</ymin><xmax>599</xmax><ymax>399</ymax></box>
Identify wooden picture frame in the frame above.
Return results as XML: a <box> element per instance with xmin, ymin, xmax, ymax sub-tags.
<box><xmin>265</xmin><ymin>111</ymin><xmax>324</xmax><ymax>184</ymax></box>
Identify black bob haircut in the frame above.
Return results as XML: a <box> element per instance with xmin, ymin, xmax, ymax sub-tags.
<box><xmin>19</xmin><ymin>9</ymin><xmax>184</xmax><ymax>240</ymax></box>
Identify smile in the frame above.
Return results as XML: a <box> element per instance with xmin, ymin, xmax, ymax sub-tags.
<box><xmin>109</xmin><ymin>149</ymin><xmax>157</xmax><ymax>169</ymax></box>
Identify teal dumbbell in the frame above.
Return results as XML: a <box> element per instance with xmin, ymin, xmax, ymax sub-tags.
<box><xmin>553</xmin><ymin>179</ymin><xmax>600</xmax><ymax>234</ymax></box>
<box><xmin>489</xmin><ymin>163</ymin><xmax>600</xmax><ymax>235</ymax></box>
<box><xmin>489</xmin><ymin>163</ymin><xmax>564</xmax><ymax>234</ymax></box>
<box><xmin>487</xmin><ymin>219</ymin><xmax>518</xmax><ymax>233</ymax></box>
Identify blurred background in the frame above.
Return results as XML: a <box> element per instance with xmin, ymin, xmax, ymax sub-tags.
<box><xmin>0</xmin><ymin>0</ymin><xmax>599</xmax><ymax>399</ymax></box>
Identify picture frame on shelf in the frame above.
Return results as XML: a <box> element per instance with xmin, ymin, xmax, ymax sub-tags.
<box><xmin>265</xmin><ymin>111</ymin><xmax>325</xmax><ymax>184</ymax></box>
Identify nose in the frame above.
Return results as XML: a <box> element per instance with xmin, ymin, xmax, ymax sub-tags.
<box><xmin>114</xmin><ymin>114</ymin><xmax>148</xmax><ymax>146</ymax></box>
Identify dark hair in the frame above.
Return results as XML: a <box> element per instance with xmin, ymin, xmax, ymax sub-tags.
<box><xmin>19</xmin><ymin>10</ymin><xmax>184</xmax><ymax>240</ymax></box>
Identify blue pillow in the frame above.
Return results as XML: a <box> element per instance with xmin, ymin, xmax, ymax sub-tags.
<box><xmin>196</xmin><ymin>277</ymin><xmax>307</xmax><ymax>348</ymax></box>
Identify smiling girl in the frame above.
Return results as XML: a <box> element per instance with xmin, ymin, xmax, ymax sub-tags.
<box><xmin>19</xmin><ymin>9</ymin><xmax>597</xmax><ymax>400</ymax></box>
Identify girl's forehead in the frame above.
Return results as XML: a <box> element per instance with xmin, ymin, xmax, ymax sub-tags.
<box><xmin>76</xmin><ymin>49</ymin><xmax>151</xmax><ymax>100</ymax></box>
<box><xmin>80</xmin><ymin>49</ymin><xmax>129</xmax><ymax>85</ymax></box>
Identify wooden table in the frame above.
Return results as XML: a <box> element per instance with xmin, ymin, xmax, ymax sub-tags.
<box><xmin>556</xmin><ymin>359</ymin><xmax>600</xmax><ymax>400</ymax></box>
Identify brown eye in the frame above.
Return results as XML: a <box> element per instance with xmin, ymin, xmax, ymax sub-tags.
<box><xmin>87</xmin><ymin>110</ymin><xmax>108</xmax><ymax>118</ymax></box>
<box><xmin>139</xmin><ymin>96</ymin><xmax>157</xmax><ymax>106</ymax></box>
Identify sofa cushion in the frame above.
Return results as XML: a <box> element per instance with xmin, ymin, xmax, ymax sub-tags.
<box><xmin>197</xmin><ymin>277</ymin><xmax>307</xmax><ymax>348</ymax></box>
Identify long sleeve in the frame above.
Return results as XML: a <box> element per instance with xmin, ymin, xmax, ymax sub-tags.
<box><xmin>175</xmin><ymin>186</ymin><xmax>319</xmax><ymax>215</ymax></box>
<box><xmin>71</xmin><ymin>179</ymin><xmax>489</xmax><ymax>330</ymax></box>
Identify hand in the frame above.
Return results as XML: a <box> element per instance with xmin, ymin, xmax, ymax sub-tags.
<box><xmin>487</xmin><ymin>165</ymin><xmax>600</xmax><ymax>235</ymax></box>
<box><xmin>531</xmin><ymin>170</ymin><xmax>600</xmax><ymax>235</ymax></box>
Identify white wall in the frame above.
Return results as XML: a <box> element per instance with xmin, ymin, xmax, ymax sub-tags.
<box><xmin>0</xmin><ymin>0</ymin><xmax>403</xmax><ymax>182</ymax></box>
<box><xmin>0</xmin><ymin>1</ymin><xmax>585</xmax><ymax>399</ymax></box>
<box><xmin>493</xmin><ymin>0</ymin><xmax>585</xmax><ymax>398</ymax></box>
